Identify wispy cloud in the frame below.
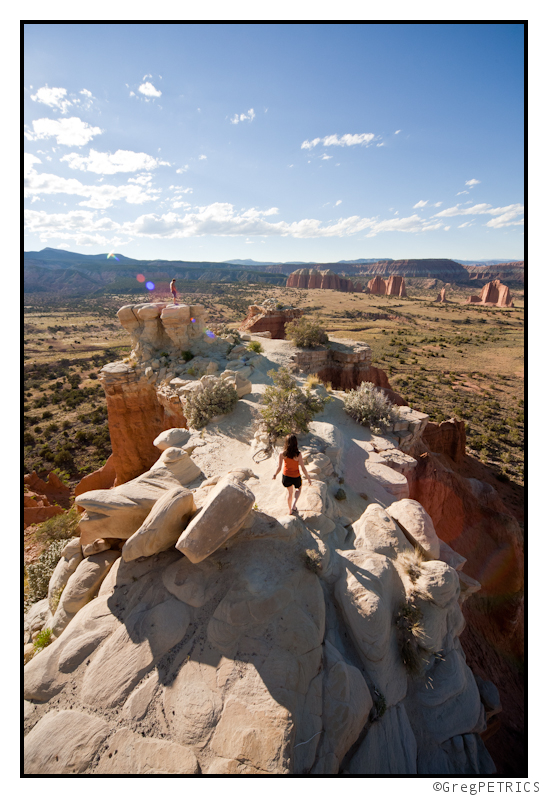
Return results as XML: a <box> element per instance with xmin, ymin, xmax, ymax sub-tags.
<box><xmin>456</xmin><ymin>190</ymin><xmax>469</xmax><ymax>195</ymax></box>
<box><xmin>176</xmin><ymin>165</ymin><xmax>189</xmax><ymax>174</ymax></box>
<box><xmin>138</xmin><ymin>81</ymin><xmax>162</xmax><ymax>98</ymax></box>
<box><xmin>320</xmin><ymin>154</ymin><xmax>332</xmax><ymax>160</ymax></box>
<box><xmin>434</xmin><ymin>202</ymin><xmax>524</xmax><ymax>228</ymax></box>
<box><xmin>395</xmin><ymin>129</ymin><xmax>402</xmax><ymax>134</ymax></box>
<box><xmin>302</xmin><ymin>133</ymin><xmax>375</xmax><ymax>149</ymax></box>
<box><xmin>413</xmin><ymin>200</ymin><xmax>428</xmax><ymax>209</ymax></box>
<box><xmin>30</xmin><ymin>85</ymin><xmax>72</xmax><ymax>113</ymax></box>
<box><xmin>24</xmin><ymin>117</ymin><xmax>103</xmax><ymax>146</ymax></box>
<box><xmin>24</xmin><ymin>162</ymin><xmax>160</xmax><ymax>209</ymax></box>
<box><xmin>335</xmin><ymin>200</ymin><xmax>342</xmax><ymax>206</ymax></box>
<box><xmin>465</xmin><ymin>178</ymin><xmax>480</xmax><ymax>187</ymax></box>
<box><xmin>61</xmin><ymin>149</ymin><xmax>170</xmax><ymax>174</ymax></box>
<box><xmin>230</xmin><ymin>108</ymin><xmax>255</xmax><ymax>124</ymax></box>
<box><xmin>198</xmin><ymin>154</ymin><xmax>207</xmax><ymax>160</ymax></box>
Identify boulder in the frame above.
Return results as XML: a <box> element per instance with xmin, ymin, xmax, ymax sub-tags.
<box><xmin>153</xmin><ymin>428</ymin><xmax>191</xmax><ymax>451</ymax></box>
<box><xmin>176</xmin><ymin>476</ymin><xmax>255</xmax><ymax>563</ymax></box>
<box><xmin>386</xmin><ymin>498</ymin><xmax>441</xmax><ymax>559</ymax></box>
<box><xmin>50</xmin><ymin>550</ymin><xmax>120</xmax><ymax>638</ymax></box>
<box><xmin>24</xmin><ymin>710</ymin><xmax>110</xmax><ymax>774</ymax></box>
<box><xmin>47</xmin><ymin>537</ymin><xmax>83</xmax><ymax>613</ymax></box>
<box><xmin>94</xmin><ymin>728</ymin><xmax>199</xmax><ymax>774</ymax></box>
<box><xmin>122</xmin><ymin>486</ymin><xmax>196</xmax><ymax>561</ymax></box>
<box><xmin>352</xmin><ymin>503</ymin><xmax>414</xmax><ymax>558</ymax></box>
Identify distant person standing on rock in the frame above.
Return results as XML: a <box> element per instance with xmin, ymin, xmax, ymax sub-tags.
<box><xmin>272</xmin><ymin>433</ymin><xmax>312</xmax><ymax>515</ymax></box>
<box><xmin>170</xmin><ymin>278</ymin><xmax>178</xmax><ymax>304</ymax></box>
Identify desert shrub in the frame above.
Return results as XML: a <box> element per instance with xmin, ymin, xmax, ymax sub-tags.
<box><xmin>285</xmin><ymin>316</ymin><xmax>328</xmax><ymax>348</ymax></box>
<box><xmin>181</xmin><ymin>350</ymin><xmax>194</xmax><ymax>362</ymax></box>
<box><xmin>302</xmin><ymin>548</ymin><xmax>322</xmax><ymax>574</ymax></box>
<box><xmin>305</xmin><ymin>373</ymin><xmax>320</xmax><ymax>388</ymax></box>
<box><xmin>33</xmin><ymin>627</ymin><xmax>53</xmax><ymax>653</ymax></box>
<box><xmin>343</xmin><ymin>382</ymin><xmax>400</xmax><ymax>434</ymax></box>
<box><xmin>247</xmin><ymin>340</ymin><xmax>263</xmax><ymax>354</ymax></box>
<box><xmin>395</xmin><ymin>602</ymin><xmax>429</xmax><ymax>676</ymax></box>
<box><xmin>257</xmin><ymin>367</ymin><xmax>330</xmax><ymax>451</ymax></box>
<box><xmin>34</xmin><ymin>505</ymin><xmax>80</xmax><ymax>545</ymax></box>
<box><xmin>25</xmin><ymin>539</ymin><xmax>66</xmax><ymax>611</ymax></box>
<box><xmin>183</xmin><ymin>380</ymin><xmax>239</xmax><ymax>430</ymax></box>
<box><xmin>24</xmin><ymin>432</ymin><xmax>36</xmax><ymax>447</ymax></box>
<box><xmin>53</xmin><ymin>447</ymin><xmax>74</xmax><ymax>470</ymax></box>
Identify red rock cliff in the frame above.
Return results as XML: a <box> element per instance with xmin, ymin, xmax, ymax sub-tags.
<box><xmin>286</xmin><ymin>269</ymin><xmax>356</xmax><ymax>291</ymax></box>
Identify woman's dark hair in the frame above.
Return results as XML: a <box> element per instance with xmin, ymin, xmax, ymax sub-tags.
<box><xmin>282</xmin><ymin>434</ymin><xmax>299</xmax><ymax>459</ymax></box>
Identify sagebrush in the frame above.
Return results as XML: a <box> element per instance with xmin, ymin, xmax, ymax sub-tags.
<box><xmin>183</xmin><ymin>380</ymin><xmax>239</xmax><ymax>429</ymax></box>
<box><xmin>256</xmin><ymin>367</ymin><xmax>330</xmax><ymax>453</ymax></box>
<box><xmin>247</xmin><ymin>340</ymin><xmax>263</xmax><ymax>354</ymax></box>
<box><xmin>285</xmin><ymin>316</ymin><xmax>329</xmax><ymax>348</ymax></box>
<box><xmin>34</xmin><ymin>504</ymin><xmax>81</xmax><ymax>544</ymax></box>
<box><xmin>25</xmin><ymin>539</ymin><xmax>66</xmax><ymax>611</ymax></box>
<box><xmin>343</xmin><ymin>381</ymin><xmax>400</xmax><ymax>434</ymax></box>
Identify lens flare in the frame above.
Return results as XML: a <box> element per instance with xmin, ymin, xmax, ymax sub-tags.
<box><xmin>107</xmin><ymin>251</ymin><xmax>119</xmax><ymax>260</ymax></box>
<box><xmin>205</xmin><ymin>329</ymin><xmax>215</xmax><ymax>338</ymax></box>
<box><xmin>190</xmin><ymin>317</ymin><xmax>196</xmax><ymax>323</ymax></box>
<box><xmin>136</xmin><ymin>274</ymin><xmax>145</xmax><ymax>283</ymax></box>
<box><xmin>146</xmin><ymin>281</ymin><xmax>155</xmax><ymax>291</ymax></box>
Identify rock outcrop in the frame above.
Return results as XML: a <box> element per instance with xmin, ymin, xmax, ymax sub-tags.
<box><xmin>422</xmin><ymin>418</ymin><xmax>466</xmax><ymax>464</ymax></box>
<box><xmin>286</xmin><ymin>269</ymin><xmax>356</xmax><ymax>291</ymax></box>
<box><xmin>466</xmin><ymin>281</ymin><xmax>513</xmax><ymax>308</ymax></box>
<box><xmin>24</xmin><ymin>471</ymin><xmax>71</xmax><ymax>528</ymax></box>
<box><xmin>239</xmin><ymin>299</ymin><xmax>302</xmax><ymax>339</ymax></box>
<box><xmin>366</xmin><ymin>275</ymin><xmax>407</xmax><ymax>297</ymax></box>
<box><xmin>436</xmin><ymin>287</ymin><xmax>447</xmax><ymax>302</ymax></box>
<box><xmin>291</xmin><ymin>341</ymin><xmax>403</xmax><ymax>400</ymax></box>
<box><xmin>24</xmin><ymin>419</ymin><xmax>497</xmax><ymax>774</ymax></box>
<box><xmin>364</xmin><ymin>259</ymin><xmax>469</xmax><ymax>281</ymax></box>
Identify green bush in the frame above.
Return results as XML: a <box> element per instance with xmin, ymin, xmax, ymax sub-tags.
<box><xmin>285</xmin><ymin>316</ymin><xmax>329</xmax><ymax>348</ymax></box>
<box><xmin>343</xmin><ymin>382</ymin><xmax>400</xmax><ymax>434</ymax></box>
<box><xmin>247</xmin><ymin>340</ymin><xmax>263</xmax><ymax>354</ymax></box>
<box><xmin>183</xmin><ymin>380</ymin><xmax>239</xmax><ymax>430</ymax></box>
<box><xmin>257</xmin><ymin>367</ymin><xmax>330</xmax><ymax>447</ymax></box>
<box><xmin>33</xmin><ymin>627</ymin><xmax>53</xmax><ymax>653</ymax></box>
<box><xmin>181</xmin><ymin>350</ymin><xmax>194</xmax><ymax>362</ymax></box>
<box><xmin>25</xmin><ymin>539</ymin><xmax>66</xmax><ymax>611</ymax></box>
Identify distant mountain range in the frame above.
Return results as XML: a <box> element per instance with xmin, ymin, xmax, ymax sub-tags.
<box><xmin>23</xmin><ymin>248</ymin><xmax>524</xmax><ymax>296</ymax></box>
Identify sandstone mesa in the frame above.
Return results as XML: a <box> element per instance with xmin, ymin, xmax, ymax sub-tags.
<box><xmin>24</xmin><ymin>299</ymin><xmax>522</xmax><ymax>775</ymax></box>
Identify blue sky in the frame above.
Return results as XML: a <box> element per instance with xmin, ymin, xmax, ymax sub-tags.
<box><xmin>24</xmin><ymin>22</ymin><xmax>524</xmax><ymax>262</ymax></box>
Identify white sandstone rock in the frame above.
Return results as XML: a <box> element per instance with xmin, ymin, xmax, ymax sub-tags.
<box><xmin>122</xmin><ymin>486</ymin><xmax>196</xmax><ymax>562</ymax></box>
<box><xmin>24</xmin><ymin>710</ymin><xmax>110</xmax><ymax>774</ymax></box>
<box><xmin>387</xmin><ymin>498</ymin><xmax>441</xmax><ymax>559</ymax></box>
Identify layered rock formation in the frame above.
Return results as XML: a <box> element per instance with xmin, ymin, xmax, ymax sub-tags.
<box><xmin>286</xmin><ymin>269</ymin><xmax>356</xmax><ymax>291</ymax></box>
<box><xmin>366</xmin><ymin>275</ymin><xmax>407</xmax><ymax>297</ymax></box>
<box><xmin>91</xmin><ymin>303</ymin><xmax>259</xmax><ymax>485</ymax></box>
<box><xmin>465</xmin><ymin>263</ymin><xmax>524</xmax><ymax>283</ymax></box>
<box><xmin>466</xmin><ymin>281</ymin><xmax>513</xmax><ymax>308</ymax></box>
<box><xmin>239</xmin><ymin>299</ymin><xmax>302</xmax><ymax>339</ymax></box>
<box><xmin>291</xmin><ymin>342</ymin><xmax>403</xmax><ymax>401</ymax></box>
<box><xmin>436</xmin><ymin>287</ymin><xmax>447</xmax><ymax>302</ymax></box>
<box><xmin>24</xmin><ymin>471</ymin><xmax>71</xmax><ymax>528</ymax></box>
<box><xmin>363</xmin><ymin>259</ymin><xmax>469</xmax><ymax>281</ymax></box>
<box><xmin>24</xmin><ymin>420</ymin><xmax>498</xmax><ymax>775</ymax></box>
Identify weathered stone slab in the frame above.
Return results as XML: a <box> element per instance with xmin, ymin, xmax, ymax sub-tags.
<box><xmin>365</xmin><ymin>462</ymin><xmax>409</xmax><ymax>500</ymax></box>
<box><xmin>122</xmin><ymin>486</ymin><xmax>196</xmax><ymax>562</ymax></box>
<box><xmin>50</xmin><ymin>550</ymin><xmax>120</xmax><ymax>638</ymax></box>
<box><xmin>24</xmin><ymin>710</ymin><xmax>109</xmax><ymax>774</ymax></box>
<box><xmin>94</xmin><ymin>728</ymin><xmax>199</xmax><ymax>774</ymax></box>
<box><xmin>347</xmin><ymin>703</ymin><xmax>417</xmax><ymax>774</ymax></box>
<box><xmin>352</xmin><ymin>503</ymin><xmax>413</xmax><ymax>558</ymax></box>
<box><xmin>176</xmin><ymin>476</ymin><xmax>254</xmax><ymax>563</ymax></box>
<box><xmin>153</xmin><ymin>428</ymin><xmax>191</xmax><ymax>450</ymax></box>
<box><xmin>387</xmin><ymin>498</ymin><xmax>441</xmax><ymax>559</ymax></box>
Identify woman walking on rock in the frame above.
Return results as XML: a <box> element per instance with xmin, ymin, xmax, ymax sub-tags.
<box><xmin>272</xmin><ymin>433</ymin><xmax>312</xmax><ymax>515</ymax></box>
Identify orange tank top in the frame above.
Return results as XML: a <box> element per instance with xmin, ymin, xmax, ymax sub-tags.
<box><xmin>282</xmin><ymin>456</ymin><xmax>300</xmax><ymax>477</ymax></box>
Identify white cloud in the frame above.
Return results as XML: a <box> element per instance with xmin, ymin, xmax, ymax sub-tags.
<box><xmin>320</xmin><ymin>154</ymin><xmax>332</xmax><ymax>160</ymax></box>
<box><xmin>376</xmin><ymin>143</ymin><xmax>385</xmax><ymax>147</ymax></box>
<box><xmin>169</xmin><ymin>186</ymin><xmax>193</xmax><ymax>194</ymax></box>
<box><xmin>176</xmin><ymin>165</ymin><xmax>189</xmax><ymax>174</ymax></box>
<box><xmin>465</xmin><ymin>178</ymin><xmax>480</xmax><ymax>187</ymax></box>
<box><xmin>25</xmin><ymin>117</ymin><xmax>103</xmax><ymax>146</ymax></box>
<box><xmin>335</xmin><ymin>200</ymin><xmax>342</xmax><ymax>206</ymax></box>
<box><xmin>444</xmin><ymin>226</ymin><xmax>450</xmax><ymax>231</ymax></box>
<box><xmin>24</xmin><ymin>163</ymin><xmax>160</xmax><ymax>208</ymax></box>
<box><xmin>30</xmin><ymin>85</ymin><xmax>72</xmax><ymax>113</ymax></box>
<box><xmin>198</xmin><ymin>154</ymin><xmax>207</xmax><ymax>160</ymax></box>
<box><xmin>456</xmin><ymin>190</ymin><xmax>469</xmax><ymax>195</ymax></box>
<box><xmin>432</xmin><ymin>201</ymin><xmax>443</xmax><ymax>207</ymax></box>
<box><xmin>230</xmin><ymin>108</ymin><xmax>255</xmax><ymax>124</ymax></box>
<box><xmin>302</xmin><ymin>133</ymin><xmax>375</xmax><ymax>149</ymax></box>
<box><xmin>80</xmin><ymin>89</ymin><xmax>93</xmax><ymax>98</ymax></box>
<box><xmin>172</xmin><ymin>200</ymin><xmax>192</xmax><ymax>209</ymax></box>
<box><xmin>395</xmin><ymin>129</ymin><xmax>402</xmax><ymax>134</ymax></box>
<box><xmin>142</xmin><ymin>74</ymin><xmax>152</xmax><ymax>80</ymax></box>
<box><xmin>458</xmin><ymin>221</ymin><xmax>474</xmax><ymax>228</ymax></box>
<box><xmin>128</xmin><ymin>174</ymin><xmax>153</xmax><ymax>185</ymax></box>
<box><xmin>138</xmin><ymin>81</ymin><xmax>161</xmax><ymax>97</ymax></box>
<box><xmin>56</xmin><ymin>243</ymin><xmax>71</xmax><ymax>249</ymax></box>
<box><xmin>413</xmin><ymin>200</ymin><xmax>428</xmax><ymax>209</ymax></box>
<box><xmin>24</xmin><ymin>153</ymin><xmax>42</xmax><ymax>175</ymax></box>
<box><xmin>434</xmin><ymin>202</ymin><xmax>524</xmax><ymax>228</ymax></box>
<box><xmin>61</xmin><ymin>148</ymin><xmax>170</xmax><ymax>174</ymax></box>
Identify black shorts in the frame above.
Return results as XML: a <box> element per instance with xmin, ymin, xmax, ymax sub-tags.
<box><xmin>282</xmin><ymin>474</ymin><xmax>302</xmax><ymax>489</ymax></box>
